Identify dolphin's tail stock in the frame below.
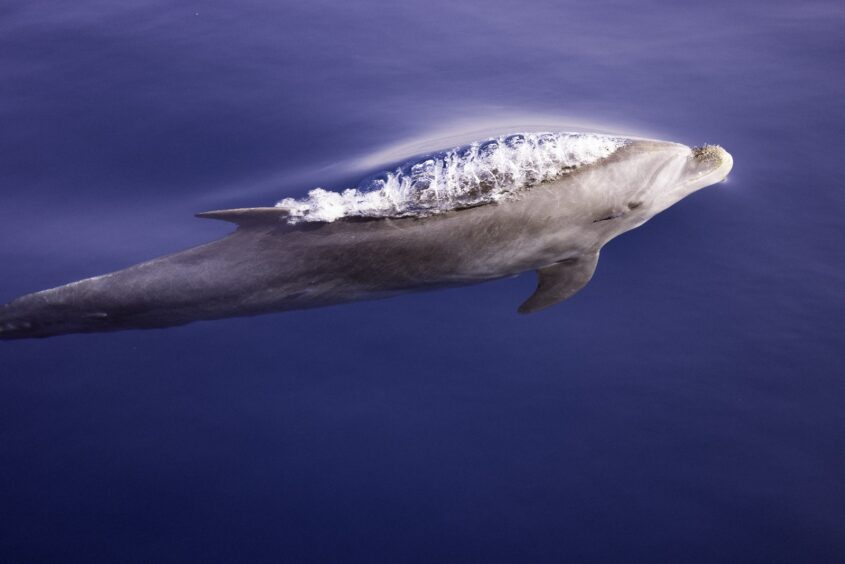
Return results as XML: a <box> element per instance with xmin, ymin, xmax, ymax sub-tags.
<box><xmin>0</xmin><ymin>295</ymin><xmax>62</xmax><ymax>340</ymax></box>
<box><xmin>0</xmin><ymin>250</ymin><xmax>217</xmax><ymax>341</ymax></box>
<box><xmin>0</xmin><ymin>233</ymin><xmax>265</xmax><ymax>340</ymax></box>
<box><xmin>0</xmin><ymin>279</ymin><xmax>122</xmax><ymax>340</ymax></box>
<box><xmin>0</xmin><ymin>299</ymin><xmax>37</xmax><ymax>341</ymax></box>
<box><xmin>0</xmin><ymin>260</ymin><xmax>222</xmax><ymax>340</ymax></box>
<box><xmin>0</xmin><ymin>271</ymin><xmax>204</xmax><ymax>341</ymax></box>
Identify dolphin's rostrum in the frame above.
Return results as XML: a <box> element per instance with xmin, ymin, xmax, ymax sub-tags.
<box><xmin>0</xmin><ymin>132</ymin><xmax>733</xmax><ymax>340</ymax></box>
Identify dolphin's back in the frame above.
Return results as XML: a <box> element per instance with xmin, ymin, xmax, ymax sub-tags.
<box><xmin>0</xmin><ymin>210</ymin><xmax>506</xmax><ymax>339</ymax></box>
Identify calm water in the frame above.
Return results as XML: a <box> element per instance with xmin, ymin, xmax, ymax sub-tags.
<box><xmin>2</xmin><ymin>1</ymin><xmax>844</xmax><ymax>562</ymax></box>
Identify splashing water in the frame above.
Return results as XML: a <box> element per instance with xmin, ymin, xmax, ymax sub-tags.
<box><xmin>276</xmin><ymin>132</ymin><xmax>628</xmax><ymax>223</ymax></box>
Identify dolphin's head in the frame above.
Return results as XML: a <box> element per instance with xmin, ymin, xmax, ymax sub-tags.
<box><xmin>585</xmin><ymin>139</ymin><xmax>733</xmax><ymax>239</ymax></box>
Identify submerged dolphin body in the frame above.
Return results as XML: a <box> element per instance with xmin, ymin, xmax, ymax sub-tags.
<box><xmin>0</xmin><ymin>133</ymin><xmax>732</xmax><ymax>340</ymax></box>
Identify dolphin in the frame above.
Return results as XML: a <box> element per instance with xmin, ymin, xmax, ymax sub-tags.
<box><xmin>0</xmin><ymin>132</ymin><xmax>732</xmax><ymax>340</ymax></box>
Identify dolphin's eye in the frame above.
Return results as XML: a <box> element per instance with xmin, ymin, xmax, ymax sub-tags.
<box><xmin>593</xmin><ymin>212</ymin><xmax>621</xmax><ymax>223</ymax></box>
<box><xmin>593</xmin><ymin>203</ymin><xmax>640</xmax><ymax>223</ymax></box>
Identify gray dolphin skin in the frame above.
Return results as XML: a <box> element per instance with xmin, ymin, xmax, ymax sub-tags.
<box><xmin>0</xmin><ymin>133</ymin><xmax>732</xmax><ymax>340</ymax></box>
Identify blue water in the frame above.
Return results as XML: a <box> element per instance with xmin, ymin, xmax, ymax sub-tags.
<box><xmin>2</xmin><ymin>1</ymin><xmax>844</xmax><ymax>562</ymax></box>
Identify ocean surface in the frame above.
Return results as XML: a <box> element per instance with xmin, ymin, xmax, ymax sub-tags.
<box><xmin>1</xmin><ymin>1</ymin><xmax>843</xmax><ymax>562</ymax></box>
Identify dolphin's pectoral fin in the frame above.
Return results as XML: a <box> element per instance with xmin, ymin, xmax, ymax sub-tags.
<box><xmin>195</xmin><ymin>207</ymin><xmax>291</xmax><ymax>226</ymax></box>
<box><xmin>518</xmin><ymin>251</ymin><xmax>600</xmax><ymax>314</ymax></box>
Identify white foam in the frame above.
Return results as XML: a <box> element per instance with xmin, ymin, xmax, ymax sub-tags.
<box><xmin>276</xmin><ymin>132</ymin><xmax>627</xmax><ymax>223</ymax></box>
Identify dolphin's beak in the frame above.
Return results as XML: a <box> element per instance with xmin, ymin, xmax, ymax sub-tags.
<box><xmin>689</xmin><ymin>145</ymin><xmax>733</xmax><ymax>188</ymax></box>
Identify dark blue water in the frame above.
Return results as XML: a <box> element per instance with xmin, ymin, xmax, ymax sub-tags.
<box><xmin>2</xmin><ymin>1</ymin><xmax>844</xmax><ymax>562</ymax></box>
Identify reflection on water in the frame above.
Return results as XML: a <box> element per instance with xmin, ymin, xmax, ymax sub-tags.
<box><xmin>348</xmin><ymin>113</ymin><xmax>660</xmax><ymax>171</ymax></box>
<box><xmin>1</xmin><ymin>0</ymin><xmax>844</xmax><ymax>562</ymax></box>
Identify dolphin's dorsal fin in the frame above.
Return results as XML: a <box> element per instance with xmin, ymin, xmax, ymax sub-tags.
<box><xmin>518</xmin><ymin>251</ymin><xmax>600</xmax><ymax>314</ymax></box>
<box><xmin>195</xmin><ymin>207</ymin><xmax>291</xmax><ymax>226</ymax></box>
